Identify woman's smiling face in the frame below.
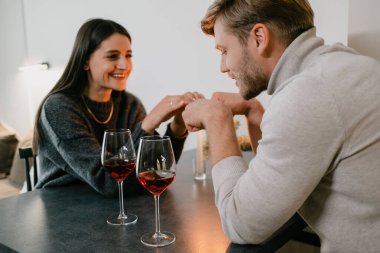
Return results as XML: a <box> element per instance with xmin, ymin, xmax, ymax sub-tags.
<box><xmin>85</xmin><ymin>33</ymin><xmax>133</xmax><ymax>93</ymax></box>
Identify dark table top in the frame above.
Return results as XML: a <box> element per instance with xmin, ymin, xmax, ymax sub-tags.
<box><xmin>0</xmin><ymin>150</ymin><xmax>261</xmax><ymax>253</ymax></box>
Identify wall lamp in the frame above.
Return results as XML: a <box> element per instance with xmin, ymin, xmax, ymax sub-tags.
<box><xmin>18</xmin><ymin>62</ymin><xmax>50</xmax><ymax>71</ymax></box>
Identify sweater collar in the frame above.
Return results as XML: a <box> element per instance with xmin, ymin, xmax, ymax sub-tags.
<box><xmin>267</xmin><ymin>28</ymin><xmax>325</xmax><ymax>95</ymax></box>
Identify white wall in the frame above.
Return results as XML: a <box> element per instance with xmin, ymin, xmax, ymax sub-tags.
<box><xmin>2</xmin><ymin>0</ymin><xmax>240</xmax><ymax>150</ymax></box>
<box><xmin>0</xmin><ymin>0</ymin><xmax>28</xmax><ymax>134</ymax></box>
<box><xmin>348</xmin><ymin>0</ymin><xmax>380</xmax><ymax>61</ymax></box>
<box><xmin>1</xmin><ymin>0</ymin><xmax>378</xmax><ymax>150</ymax></box>
<box><xmin>310</xmin><ymin>0</ymin><xmax>348</xmax><ymax>45</ymax></box>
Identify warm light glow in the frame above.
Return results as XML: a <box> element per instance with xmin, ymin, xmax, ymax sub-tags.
<box><xmin>18</xmin><ymin>62</ymin><xmax>50</xmax><ymax>71</ymax></box>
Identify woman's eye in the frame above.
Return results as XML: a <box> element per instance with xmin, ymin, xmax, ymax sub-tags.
<box><xmin>105</xmin><ymin>52</ymin><xmax>132</xmax><ymax>60</ymax></box>
<box><xmin>107</xmin><ymin>54</ymin><xmax>119</xmax><ymax>60</ymax></box>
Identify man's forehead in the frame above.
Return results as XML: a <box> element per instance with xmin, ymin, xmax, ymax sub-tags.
<box><xmin>214</xmin><ymin>19</ymin><xmax>237</xmax><ymax>49</ymax></box>
<box><xmin>214</xmin><ymin>19</ymin><xmax>226</xmax><ymax>47</ymax></box>
<box><xmin>214</xmin><ymin>18</ymin><xmax>225</xmax><ymax>36</ymax></box>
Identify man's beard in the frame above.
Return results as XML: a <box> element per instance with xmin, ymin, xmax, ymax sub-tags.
<box><xmin>236</xmin><ymin>48</ymin><xmax>268</xmax><ymax>100</ymax></box>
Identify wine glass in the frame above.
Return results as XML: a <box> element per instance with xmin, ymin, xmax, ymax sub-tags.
<box><xmin>101</xmin><ymin>129</ymin><xmax>138</xmax><ymax>225</ymax></box>
<box><xmin>136</xmin><ymin>135</ymin><xmax>176</xmax><ymax>247</ymax></box>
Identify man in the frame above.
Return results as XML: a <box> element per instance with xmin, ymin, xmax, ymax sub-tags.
<box><xmin>182</xmin><ymin>0</ymin><xmax>380</xmax><ymax>252</ymax></box>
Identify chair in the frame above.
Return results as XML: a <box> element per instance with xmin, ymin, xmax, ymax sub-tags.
<box><xmin>292</xmin><ymin>223</ymin><xmax>320</xmax><ymax>247</ymax></box>
<box><xmin>18</xmin><ymin>147</ymin><xmax>38</xmax><ymax>192</ymax></box>
<box><xmin>227</xmin><ymin>213</ymin><xmax>320</xmax><ymax>253</ymax></box>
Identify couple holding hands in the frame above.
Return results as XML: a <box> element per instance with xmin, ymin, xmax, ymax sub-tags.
<box><xmin>33</xmin><ymin>18</ymin><xmax>260</xmax><ymax>196</ymax></box>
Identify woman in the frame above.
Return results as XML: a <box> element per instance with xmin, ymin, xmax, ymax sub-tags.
<box><xmin>33</xmin><ymin>18</ymin><xmax>201</xmax><ymax>196</ymax></box>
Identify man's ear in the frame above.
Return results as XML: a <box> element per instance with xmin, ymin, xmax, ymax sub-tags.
<box><xmin>249</xmin><ymin>23</ymin><xmax>271</xmax><ymax>57</ymax></box>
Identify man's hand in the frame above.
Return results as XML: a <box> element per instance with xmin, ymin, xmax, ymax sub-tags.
<box><xmin>212</xmin><ymin>92</ymin><xmax>264</xmax><ymax>126</ymax></box>
<box><xmin>212</xmin><ymin>92</ymin><xmax>249</xmax><ymax>115</ymax></box>
<box><xmin>182</xmin><ymin>99</ymin><xmax>232</xmax><ymax>132</ymax></box>
<box><xmin>182</xmin><ymin>99</ymin><xmax>241</xmax><ymax>166</ymax></box>
<box><xmin>211</xmin><ymin>92</ymin><xmax>265</xmax><ymax>154</ymax></box>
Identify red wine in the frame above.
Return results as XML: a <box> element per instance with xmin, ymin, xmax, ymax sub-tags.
<box><xmin>104</xmin><ymin>159</ymin><xmax>136</xmax><ymax>182</ymax></box>
<box><xmin>138</xmin><ymin>170</ymin><xmax>175</xmax><ymax>195</ymax></box>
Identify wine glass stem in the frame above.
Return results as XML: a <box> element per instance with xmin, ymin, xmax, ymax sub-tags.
<box><xmin>118</xmin><ymin>181</ymin><xmax>126</xmax><ymax>217</ymax></box>
<box><xmin>154</xmin><ymin>195</ymin><xmax>161</xmax><ymax>234</ymax></box>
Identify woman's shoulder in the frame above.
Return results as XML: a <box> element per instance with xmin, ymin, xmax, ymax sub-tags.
<box><xmin>43</xmin><ymin>93</ymin><xmax>81</xmax><ymax>114</ymax></box>
<box><xmin>45</xmin><ymin>93</ymin><xmax>78</xmax><ymax>106</ymax></box>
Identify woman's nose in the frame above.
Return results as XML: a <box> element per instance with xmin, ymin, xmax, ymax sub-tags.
<box><xmin>117</xmin><ymin>58</ymin><xmax>130</xmax><ymax>69</ymax></box>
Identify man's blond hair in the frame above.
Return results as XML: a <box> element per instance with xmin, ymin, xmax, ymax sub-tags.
<box><xmin>201</xmin><ymin>0</ymin><xmax>314</xmax><ymax>46</ymax></box>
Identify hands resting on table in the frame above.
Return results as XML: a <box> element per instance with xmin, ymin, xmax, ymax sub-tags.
<box><xmin>182</xmin><ymin>92</ymin><xmax>264</xmax><ymax>165</ymax></box>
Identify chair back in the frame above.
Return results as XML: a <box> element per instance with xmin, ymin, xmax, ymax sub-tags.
<box><xmin>18</xmin><ymin>147</ymin><xmax>38</xmax><ymax>192</ymax></box>
<box><xmin>227</xmin><ymin>213</ymin><xmax>320</xmax><ymax>252</ymax></box>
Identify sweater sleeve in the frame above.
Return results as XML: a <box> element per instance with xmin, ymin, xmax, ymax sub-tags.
<box><xmin>117</xmin><ymin>92</ymin><xmax>149</xmax><ymax>150</ymax></box>
<box><xmin>122</xmin><ymin>92</ymin><xmax>186</xmax><ymax>162</ymax></box>
<box><xmin>212</xmin><ymin>76</ymin><xmax>345</xmax><ymax>244</ymax></box>
<box><xmin>131</xmin><ymin>122</ymin><xmax>186</xmax><ymax>163</ymax></box>
<box><xmin>164</xmin><ymin>123</ymin><xmax>187</xmax><ymax>162</ymax></box>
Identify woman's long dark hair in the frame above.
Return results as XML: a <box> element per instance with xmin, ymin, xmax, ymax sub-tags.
<box><xmin>33</xmin><ymin>18</ymin><xmax>131</xmax><ymax>151</ymax></box>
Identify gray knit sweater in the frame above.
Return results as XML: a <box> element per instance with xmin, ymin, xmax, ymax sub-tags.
<box><xmin>36</xmin><ymin>91</ymin><xmax>186</xmax><ymax>196</ymax></box>
<box><xmin>212</xmin><ymin>28</ymin><xmax>380</xmax><ymax>252</ymax></box>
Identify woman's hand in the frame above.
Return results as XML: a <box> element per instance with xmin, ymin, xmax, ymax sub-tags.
<box><xmin>141</xmin><ymin>91</ymin><xmax>204</xmax><ymax>136</ymax></box>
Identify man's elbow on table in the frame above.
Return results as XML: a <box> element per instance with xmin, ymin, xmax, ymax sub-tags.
<box><xmin>220</xmin><ymin>212</ymin><xmax>274</xmax><ymax>245</ymax></box>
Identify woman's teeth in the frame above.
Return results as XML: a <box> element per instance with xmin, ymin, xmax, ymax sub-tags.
<box><xmin>111</xmin><ymin>74</ymin><xmax>125</xmax><ymax>78</ymax></box>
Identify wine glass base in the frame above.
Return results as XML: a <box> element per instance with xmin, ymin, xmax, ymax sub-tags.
<box><xmin>106</xmin><ymin>213</ymin><xmax>138</xmax><ymax>226</ymax></box>
<box><xmin>141</xmin><ymin>231</ymin><xmax>175</xmax><ymax>247</ymax></box>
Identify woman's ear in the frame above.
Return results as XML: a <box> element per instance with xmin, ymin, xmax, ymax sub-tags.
<box><xmin>84</xmin><ymin>61</ymin><xmax>89</xmax><ymax>71</ymax></box>
<box><xmin>250</xmin><ymin>23</ymin><xmax>271</xmax><ymax>57</ymax></box>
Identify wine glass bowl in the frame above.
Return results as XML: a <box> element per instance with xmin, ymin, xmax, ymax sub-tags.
<box><xmin>103</xmin><ymin>158</ymin><xmax>136</xmax><ymax>183</ymax></box>
<box><xmin>101</xmin><ymin>129</ymin><xmax>137</xmax><ymax>225</ymax></box>
<box><xmin>136</xmin><ymin>135</ymin><xmax>176</xmax><ymax>247</ymax></box>
<box><xmin>138</xmin><ymin>170</ymin><xmax>175</xmax><ymax>196</ymax></box>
